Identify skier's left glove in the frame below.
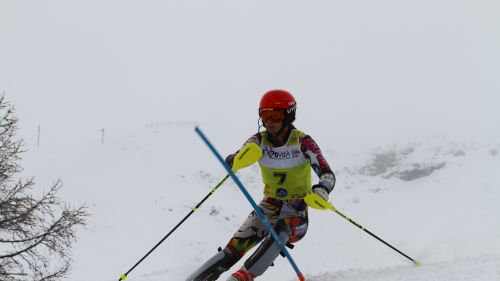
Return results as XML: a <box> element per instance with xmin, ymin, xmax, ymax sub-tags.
<box><xmin>312</xmin><ymin>184</ymin><xmax>329</xmax><ymax>202</ymax></box>
<box><xmin>225</xmin><ymin>154</ymin><xmax>235</xmax><ymax>169</ymax></box>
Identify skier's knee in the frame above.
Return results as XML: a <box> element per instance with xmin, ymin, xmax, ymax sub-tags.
<box><xmin>274</xmin><ymin>219</ymin><xmax>292</xmax><ymax>237</ymax></box>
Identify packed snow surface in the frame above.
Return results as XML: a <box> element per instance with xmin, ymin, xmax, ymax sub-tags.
<box><xmin>21</xmin><ymin>126</ymin><xmax>500</xmax><ymax>281</ymax></box>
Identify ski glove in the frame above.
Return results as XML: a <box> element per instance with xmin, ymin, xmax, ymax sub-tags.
<box><xmin>312</xmin><ymin>184</ymin><xmax>329</xmax><ymax>202</ymax></box>
<box><xmin>225</xmin><ymin>154</ymin><xmax>235</xmax><ymax>168</ymax></box>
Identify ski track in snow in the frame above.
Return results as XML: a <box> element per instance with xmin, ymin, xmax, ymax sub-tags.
<box><xmin>112</xmin><ymin>256</ymin><xmax>500</xmax><ymax>281</ymax></box>
<box><xmin>303</xmin><ymin>256</ymin><xmax>500</xmax><ymax>281</ymax></box>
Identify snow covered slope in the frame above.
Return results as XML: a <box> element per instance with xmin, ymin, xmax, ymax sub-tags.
<box><xmin>4</xmin><ymin>1</ymin><xmax>499</xmax><ymax>280</ymax></box>
<box><xmin>20</xmin><ymin>124</ymin><xmax>500</xmax><ymax>281</ymax></box>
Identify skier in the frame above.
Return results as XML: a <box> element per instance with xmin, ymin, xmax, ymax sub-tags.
<box><xmin>186</xmin><ymin>89</ymin><xmax>336</xmax><ymax>281</ymax></box>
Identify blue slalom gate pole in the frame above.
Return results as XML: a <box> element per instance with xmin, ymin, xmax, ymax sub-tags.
<box><xmin>195</xmin><ymin>127</ymin><xmax>306</xmax><ymax>281</ymax></box>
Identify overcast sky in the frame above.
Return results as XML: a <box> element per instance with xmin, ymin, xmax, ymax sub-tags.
<box><xmin>1</xmin><ymin>0</ymin><xmax>499</xmax><ymax>150</ymax></box>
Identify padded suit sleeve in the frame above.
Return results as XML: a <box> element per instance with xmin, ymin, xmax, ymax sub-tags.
<box><xmin>300</xmin><ymin>135</ymin><xmax>336</xmax><ymax>193</ymax></box>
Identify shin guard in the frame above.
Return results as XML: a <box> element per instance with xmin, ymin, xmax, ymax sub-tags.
<box><xmin>242</xmin><ymin>219</ymin><xmax>291</xmax><ymax>277</ymax></box>
<box><xmin>186</xmin><ymin>247</ymin><xmax>241</xmax><ymax>281</ymax></box>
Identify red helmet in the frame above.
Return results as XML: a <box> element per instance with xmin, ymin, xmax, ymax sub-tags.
<box><xmin>259</xmin><ymin>89</ymin><xmax>297</xmax><ymax>124</ymax></box>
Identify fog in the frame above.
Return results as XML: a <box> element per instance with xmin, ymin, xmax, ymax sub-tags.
<box><xmin>1</xmin><ymin>2</ymin><xmax>500</xmax><ymax>280</ymax></box>
<box><xmin>1</xmin><ymin>0</ymin><xmax>499</xmax><ymax>149</ymax></box>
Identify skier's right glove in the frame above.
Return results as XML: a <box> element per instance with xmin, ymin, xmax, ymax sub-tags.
<box><xmin>312</xmin><ymin>184</ymin><xmax>329</xmax><ymax>202</ymax></box>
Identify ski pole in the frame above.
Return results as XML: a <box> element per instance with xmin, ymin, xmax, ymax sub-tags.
<box><xmin>195</xmin><ymin>126</ymin><xmax>307</xmax><ymax>281</ymax></box>
<box><xmin>305</xmin><ymin>192</ymin><xmax>421</xmax><ymax>266</ymax></box>
<box><xmin>118</xmin><ymin>142</ymin><xmax>263</xmax><ymax>281</ymax></box>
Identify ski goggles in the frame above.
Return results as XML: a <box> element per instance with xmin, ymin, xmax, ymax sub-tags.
<box><xmin>259</xmin><ymin>108</ymin><xmax>284</xmax><ymax>122</ymax></box>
